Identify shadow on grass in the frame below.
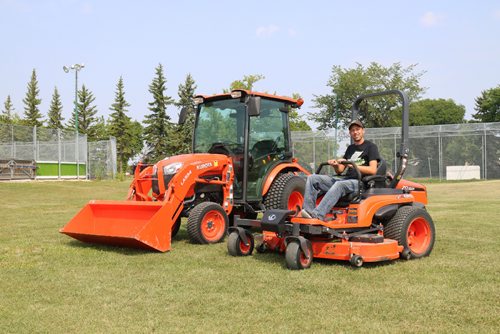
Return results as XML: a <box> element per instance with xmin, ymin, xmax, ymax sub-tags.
<box><xmin>250</xmin><ymin>248</ymin><xmax>401</xmax><ymax>271</ymax></box>
<box><xmin>61</xmin><ymin>226</ymin><xmax>195</xmax><ymax>256</ymax></box>
<box><xmin>66</xmin><ymin>240</ymin><xmax>154</xmax><ymax>256</ymax></box>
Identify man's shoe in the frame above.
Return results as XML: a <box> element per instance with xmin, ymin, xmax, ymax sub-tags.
<box><xmin>301</xmin><ymin>209</ymin><xmax>313</xmax><ymax>219</ymax></box>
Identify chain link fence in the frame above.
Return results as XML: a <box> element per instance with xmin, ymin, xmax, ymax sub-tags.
<box><xmin>0</xmin><ymin>123</ymin><xmax>116</xmax><ymax>180</ymax></box>
<box><xmin>292</xmin><ymin>122</ymin><xmax>500</xmax><ymax>180</ymax></box>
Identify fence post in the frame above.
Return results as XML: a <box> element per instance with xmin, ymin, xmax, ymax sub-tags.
<box><xmin>483</xmin><ymin>126</ymin><xmax>487</xmax><ymax>180</ymax></box>
<box><xmin>438</xmin><ymin>128</ymin><xmax>442</xmax><ymax>181</ymax></box>
<box><xmin>10</xmin><ymin>124</ymin><xmax>14</xmax><ymax>158</ymax></box>
<box><xmin>76</xmin><ymin>132</ymin><xmax>80</xmax><ymax>179</ymax></box>
<box><xmin>58</xmin><ymin>129</ymin><xmax>61</xmax><ymax>180</ymax></box>
<box><xmin>33</xmin><ymin>125</ymin><xmax>37</xmax><ymax>161</ymax></box>
<box><xmin>313</xmin><ymin>134</ymin><xmax>316</xmax><ymax>170</ymax></box>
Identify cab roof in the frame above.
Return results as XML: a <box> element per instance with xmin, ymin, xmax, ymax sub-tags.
<box><xmin>194</xmin><ymin>89</ymin><xmax>304</xmax><ymax>108</ymax></box>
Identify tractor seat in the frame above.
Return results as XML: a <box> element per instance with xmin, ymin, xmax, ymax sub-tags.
<box><xmin>335</xmin><ymin>159</ymin><xmax>388</xmax><ymax>207</ymax></box>
<box><xmin>251</xmin><ymin>139</ymin><xmax>277</xmax><ymax>158</ymax></box>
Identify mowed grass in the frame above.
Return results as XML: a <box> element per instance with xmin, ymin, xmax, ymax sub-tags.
<box><xmin>0</xmin><ymin>180</ymin><xmax>499</xmax><ymax>333</ymax></box>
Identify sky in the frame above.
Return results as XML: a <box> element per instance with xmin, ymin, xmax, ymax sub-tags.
<box><xmin>0</xmin><ymin>0</ymin><xmax>499</xmax><ymax>129</ymax></box>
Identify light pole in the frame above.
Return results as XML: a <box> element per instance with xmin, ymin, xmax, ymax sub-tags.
<box><xmin>63</xmin><ymin>63</ymin><xmax>85</xmax><ymax>179</ymax></box>
<box><xmin>63</xmin><ymin>63</ymin><xmax>85</xmax><ymax>133</ymax></box>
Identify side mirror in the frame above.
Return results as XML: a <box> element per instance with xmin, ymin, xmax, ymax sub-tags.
<box><xmin>247</xmin><ymin>96</ymin><xmax>261</xmax><ymax>116</ymax></box>
<box><xmin>178</xmin><ymin>107</ymin><xmax>189</xmax><ymax>125</ymax></box>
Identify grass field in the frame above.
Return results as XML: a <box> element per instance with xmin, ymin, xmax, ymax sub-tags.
<box><xmin>1</xmin><ymin>179</ymin><xmax>499</xmax><ymax>333</ymax></box>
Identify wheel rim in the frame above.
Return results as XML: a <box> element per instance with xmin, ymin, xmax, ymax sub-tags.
<box><xmin>299</xmin><ymin>248</ymin><xmax>311</xmax><ymax>267</ymax></box>
<box><xmin>239</xmin><ymin>239</ymin><xmax>251</xmax><ymax>254</ymax></box>
<box><xmin>288</xmin><ymin>191</ymin><xmax>304</xmax><ymax>211</ymax></box>
<box><xmin>201</xmin><ymin>210</ymin><xmax>225</xmax><ymax>242</ymax></box>
<box><xmin>407</xmin><ymin>217</ymin><xmax>432</xmax><ymax>255</ymax></box>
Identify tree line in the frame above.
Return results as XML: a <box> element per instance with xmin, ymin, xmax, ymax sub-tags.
<box><xmin>1</xmin><ymin>62</ymin><xmax>499</xmax><ymax>173</ymax></box>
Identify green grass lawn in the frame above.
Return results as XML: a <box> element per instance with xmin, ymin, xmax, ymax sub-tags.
<box><xmin>1</xmin><ymin>180</ymin><xmax>499</xmax><ymax>333</ymax></box>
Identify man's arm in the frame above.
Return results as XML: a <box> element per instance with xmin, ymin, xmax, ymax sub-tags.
<box><xmin>357</xmin><ymin>159</ymin><xmax>378</xmax><ymax>176</ymax></box>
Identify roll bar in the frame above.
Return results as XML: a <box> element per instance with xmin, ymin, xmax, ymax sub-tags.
<box><xmin>351</xmin><ymin>90</ymin><xmax>410</xmax><ymax>188</ymax></box>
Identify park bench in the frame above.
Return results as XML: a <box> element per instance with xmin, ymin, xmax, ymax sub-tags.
<box><xmin>0</xmin><ymin>159</ymin><xmax>37</xmax><ymax>180</ymax></box>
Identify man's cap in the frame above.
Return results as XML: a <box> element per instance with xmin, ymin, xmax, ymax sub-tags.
<box><xmin>348</xmin><ymin>120</ymin><xmax>364</xmax><ymax>129</ymax></box>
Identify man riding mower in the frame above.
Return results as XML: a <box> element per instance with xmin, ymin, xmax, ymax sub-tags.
<box><xmin>227</xmin><ymin>90</ymin><xmax>436</xmax><ymax>269</ymax></box>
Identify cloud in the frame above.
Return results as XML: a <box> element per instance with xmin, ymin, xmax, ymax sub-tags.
<box><xmin>419</xmin><ymin>11</ymin><xmax>444</xmax><ymax>28</ymax></box>
<box><xmin>256</xmin><ymin>25</ymin><xmax>280</xmax><ymax>38</ymax></box>
<box><xmin>494</xmin><ymin>10</ymin><xmax>500</xmax><ymax>20</ymax></box>
<box><xmin>288</xmin><ymin>28</ymin><xmax>297</xmax><ymax>37</ymax></box>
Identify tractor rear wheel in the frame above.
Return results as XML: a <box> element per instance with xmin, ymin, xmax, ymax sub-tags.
<box><xmin>263</xmin><ymin>173</ymin><xmax>305</xmax><ymax>212</ymax></box>
<box><xmin>227</xmin><ymin>231</ymin><xmax>254</xmax><ymax>256</ymax></box>
<box><xmin>285</xmin><ymin>240</ymin><xmax>313</xmax><ymax>270</ymax></box>
<box><xmin>187</xmin><ymin>202</ymin><xmax>229</xmax><ymax>244</ymax></box>
<box><xmin>384</xmin><ymin>206</ymin><xmax>435</xmax><ymax>259</ymax></box>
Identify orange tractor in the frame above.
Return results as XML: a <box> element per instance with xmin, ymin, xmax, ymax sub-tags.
<box><xmin>60</xmin><ymin>90</ymin><xmax>309</xmax><ymax>251</ymax></box>
<box><xmin>228</xmin><ymin>90</ymin><xmax>436</xmax><ymax>269</ymax></box>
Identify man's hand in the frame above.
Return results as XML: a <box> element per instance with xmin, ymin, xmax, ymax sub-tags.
<box><xmin>329</xmin><ymin>158</ymin><xmax>346</xmax><ymax>174</ymax></box>
<box><xmin>328</xmin><ymin>158</ymin><xmax>345</xmax><ymax>167</ymax></box>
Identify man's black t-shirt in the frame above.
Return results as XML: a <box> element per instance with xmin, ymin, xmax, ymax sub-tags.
<box><xmin>342</xmin><ymin>140</ymin><xmax>380</xmax><ymax>179</ymax></box>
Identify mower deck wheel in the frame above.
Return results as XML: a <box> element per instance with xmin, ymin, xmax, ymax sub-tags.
<box><xmin>350</xmin><ymin>254</ymin><xmax>363</xmax><ymax>267</ymax></box>
<box><xmin>285</xmin><ymin>240</ymin><xmax>312</xmax><ymax>270</ymax></box>
<box><xmin>227</xmin><ymin>231</ymin><xmax>254</xmax><ymax>256</ymax></box>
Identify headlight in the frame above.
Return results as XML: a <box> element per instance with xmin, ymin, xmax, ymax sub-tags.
<box><xmin>163</xmin><ymin>162</ymin><xmax>183</xmax><ymax>175</ymax></box>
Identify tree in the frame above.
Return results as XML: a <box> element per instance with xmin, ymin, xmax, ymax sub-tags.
<box><xmin>225</xmin><ymin>74</ymin><xmax>265</xmax><ymax>92</ymax></box>
<box><xmin>171</xmin><ymin>73</ymin><xmax>197</xmax><ymax>154</ymax></box>
<box><xmin>68</xmin><ymin>85</ymin><xmax>99</xmax><ymax>140</ymax></box>
<box><xmin>108</xmin><ymin>76</ymin><xmax>134</xmax><ymax>173</ymax></box>
<box><xmin>472</xmin><ymin>86</ymin><xmax>500</xmax><ymax>122</ymax></box>
<box><xmin>289</xmin><ymin>93</ymin><xmax>311</xmax><ymax>131</ymax></box>
<box><xmin>47</xmin><ymin>87</ymin><xmax>64</xmax><ymax>129</ymax></box>
<box><xmin>143</xmin><ymin>64</ymin><xmax>174</xmax><ymax>162</ymax></box>
<box><xmin>410</xmin><ymin>98</ymin><xmax>465</xmax><ymax>125</ymax></box>
<box><xmin>311</xmin><ymin>62</ymin><xmax>426</xmax><ymax>129</ymax></box>
<box><xmin>22</xmin><ymin>69</ymin><xmax>43</xmax><ymax>127</ymax></box>
<box><xmin>1</xmin><ymin>95</ymin><xmax>19</xmax><ymax>124</ymax></box>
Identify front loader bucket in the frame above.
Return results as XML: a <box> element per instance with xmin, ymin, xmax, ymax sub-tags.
<box><xmin>60</xmin><ymin>200</ymin><xmax>178</xmax><ymax>252</ymax></box>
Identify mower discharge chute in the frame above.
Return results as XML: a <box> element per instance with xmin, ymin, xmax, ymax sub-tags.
<box><xmin>228</xmin><ymin>90</ymin><xmax>436</xmax><ymax>269</ymax></box>
<box><xmin>60</xmin><ymin>90</ymin><xmax>309</xmax><ymax>252</ymax></box>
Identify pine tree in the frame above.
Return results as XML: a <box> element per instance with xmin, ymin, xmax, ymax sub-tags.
<box><xmin>1</xmin><ymin>95</ymin><xmax>17</xmax><ymax>124</ymax></box>
<box><xmin>172</xmin><ymin>73</ymin><xmax>197</xmax><ymax>154</ymax></box>
<box><xmin>47</xmin><ymin>87</ymin><xmax>64</xmax><ymax>129</ymax></box>
<box><xmin>68</xmin><ymin>85</ymin><xmax>99</xmax><ymax>140</ymax></box>
<box><xmin>143</xmin><ymin>64</ymin><xmax>174</xmax><ymax>162</ymax></box>
<box><xmin>109</xmin><ymin>76</ymin><xmax>133</xmax><ymax>173</ymax></box>
<box><xmin>22</xmin><ymin>69</ymin><xmax>43</xmax><ymax>127</ymax></box>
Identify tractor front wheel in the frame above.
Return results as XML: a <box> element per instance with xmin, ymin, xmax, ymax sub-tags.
<box><xmin>187</xmin><ymin>202</ymin><xmax>229</xmax><ymax>244</ymax></box>
<box><xmin>285</xmin><ymin>240</ymin><xmax>313</xmax><ymax>270</ymax></box>
<box><xmin>384</xmin><ymin>206</ymin><xmax>435</xmax><ymax>259</ymax></box>
<box><xmin>227</xmin><ymin>231</ymin><xmax>254</xmax><ymax>256</ymax></box>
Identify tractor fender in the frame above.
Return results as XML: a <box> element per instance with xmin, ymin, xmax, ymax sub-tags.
<box><xmin>261</xmin><ymin>161</ymin><xmax>310</xmax><ymax>196</ymax></box>
<box><xmin>374</xmin><ymin>204</ymin><xmax>400</xmax><ymax>222</ymax></box>
<box><xmin>284</xmin><ymin>236</ymin><xmax>312</xmax><ymax>260</ymax></box>
<box><xmin>228</xmin><ymin>226</ymin><xmax>251</xmax><ymax>247</ymax></box>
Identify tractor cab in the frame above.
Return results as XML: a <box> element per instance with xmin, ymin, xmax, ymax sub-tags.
<box><xmin>187</xmin><ymin>90</ymin><xmax>304</xmax><ymax>202</ymax></box>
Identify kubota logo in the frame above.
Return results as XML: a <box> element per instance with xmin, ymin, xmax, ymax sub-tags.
<box><xmin>196</xmin><ymin>162</ymin><xmax>213</xmax><ymax>170</ymax></box>
<box><xmin>268</xmin><ymin>214</ymin><xmax>276</xmax><ymax>221</ymax></box>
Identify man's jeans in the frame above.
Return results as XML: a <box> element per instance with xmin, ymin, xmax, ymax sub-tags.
<box><xmin>302</xmin><ymin>174</ymin><xmax>358</xmax><ymax>220</ymax></box>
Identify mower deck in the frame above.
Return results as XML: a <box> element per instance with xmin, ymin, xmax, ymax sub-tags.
<box><xmin>230</xmin><ymin>209</ymin><xmax>404</xmax><ymax>268</ymax></box>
